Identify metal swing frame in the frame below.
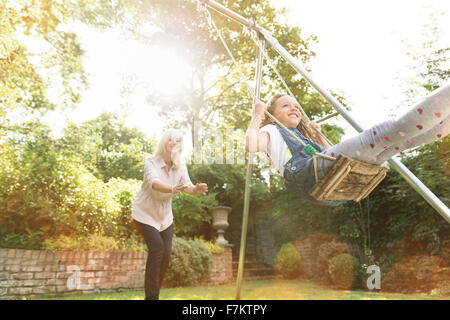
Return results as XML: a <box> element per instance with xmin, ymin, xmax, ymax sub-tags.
<box><xmin>198</xmin><ymin>0</ymin><xmax>450</xmax><ymax>300</ymax></box>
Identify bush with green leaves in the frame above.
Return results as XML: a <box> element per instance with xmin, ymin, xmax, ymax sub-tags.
<box><xmin>172</xmin><ymin>191</ymin><xmax>218</xmax><ymax>238</ymax></box>
<box><xmin>275</xmin><ymin>243</ymin><xmax>301</xmax><ymax>279</ymax></box>
<box><xmin>0</xmin><ymin>121</ymin><xmax>147</xmax><ymax>249</ymax></box>
<box><xmin>0</xmin><ymin>231</ymin><xmax>43</xmax><ymax>250</ymax></box>
<box><xmin>104</xmin><ymin>177</ymin><xmax>142</xmax><ymax>238</ymax></box>
<box><xmin>164</xmin><ymin>237</ymin><xmax>212</xmax><ymax>287</ymax></box>
<box><xmin>382</xmin><ymin>254</ymin><xmax>447</xmax><ymax>294</ymax></box>
<box><xmin>317</xmin><ymin>240</ymin><xmax>350</xmax><ymax>282</ymax></box>
<box><xmin>328</xmin><ymin>253</ymin><xmax>360</xmax><ymax>290</ymax></box>
<box><xmin>42</xmin><ymin>234</ymin><xmax>118</xmax><ymax>251</ymax></box>
<box><xmin>332</xmin><ymin>138</ymin><xmax>450</xmax><ymax>265</ymax></box>
<box><xmin>194</xmin><ymin>237</ymin><xmax>225</xmax><ymax>254</ymax></box>
<box><xmin>40</xmin><ymin>233</ymin><xmax>146</xmax><ymax>252</ymax></box>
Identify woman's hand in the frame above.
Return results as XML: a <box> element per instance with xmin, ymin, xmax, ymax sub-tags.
<box><xmin>253</xmin><ymin>100</ymin><xmax>267</xmax><ymax>118</ymax></box>
<box><xmin>193</xmin><ymin>183</ymin><xmax>208</xmax><ymax>195</ymax></box>
<box><xmin>171</xmin><ymin>183</ymin><xmax>186</xmax><ymax>195</ymax></box>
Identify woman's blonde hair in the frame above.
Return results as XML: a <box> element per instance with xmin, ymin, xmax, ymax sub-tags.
<box><xmin>260</xmin><ymin>93</ymin><xmax>316</xmax><ymax>141</ymax></box>
<box><xmin>154</xmin><ymin>129</ymin><xmax>184</xmax><ymax>169</ymax></box>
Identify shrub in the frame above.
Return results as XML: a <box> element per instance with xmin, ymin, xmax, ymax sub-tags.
<box><xmin>382</xmin><ymin>255</ymin><xmax>447</xmax><ymax>294</ymax></box>
<box><xmin>0</xmin><ymin>231</ymin><xmax>43</xmax><ymax>250</ymax></box>
<box><xmin>117</xmin><ymin>233</ymin><xmax>146</xmax><ymax>252</ymax></box>
<box><xmin>194</xmin><ymin>237</ymin><xmax>226</xmax><ymax>254</ymax></box>
<box><xmin>275</xmin><ymin>243</ymin><xmax>301</xmax><ymax>279</ymax></box>
<box><xmin>104</xmin><ymin>177</ymin><xmax>142</xmax><ymax>239</ymax></box>
<box><xmin>42</xmin><ymin>234</ymin><xmax>120</xmax><ymax>251</ymax></box>
<box><xmin>440</xmin><ymin>242</ymin><xmax>450</xmax><ymax>266</ymax></box>
<box><xmin>328</xmin><ymin>253</ymin><xmax>359</xmax><ymax>290</ymax></box>
<box><xmin>172</xmin><ymin>191</ymin><xmax>218</xmax><ymax>238</ymax></box>
<box><xmin>165</xmin><ymin>237</ymin><xmax>212</xmax><ymax>287</ymax></box>
<box><xmin>316</xmin><ymin>240</ymin><xmax>349</xmax><ymax>282</ymax></box>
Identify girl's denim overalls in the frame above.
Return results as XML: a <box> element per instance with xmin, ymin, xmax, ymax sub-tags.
<box><xmin>276</xmin><ymin>125</ymin><xmax>345</xmax><ymax>207</ymax></box>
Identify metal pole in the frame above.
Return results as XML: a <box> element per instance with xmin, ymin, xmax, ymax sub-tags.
<box><xmin>200</xmin><ymin>0</ymin><xmax>450</xmax><ymax>223</ymax></box>
<box><xmin>235</xmin><ymin>38</ymin><xmax>265</xmax><ymax>300</ymax></box>
<box><xmin>317</xmin><ymin>111</ymin><xmax>340</xmax><ymax>124</ymax></box>
<box><xmin>201</xmin><ymin>0</ymin><xmax>361</xmax><ymax>129</ymax></box>
<box><xmin>201</xmin><ymin>0</ymin><xmax>253</xmax><ymax>27</ymax></box>
<box><xmin>255</xmin><ymin>29</ymin><xmax>450</xmax><ymax>223</ymax></box>
<box><xmin>257</xmin><ymin>28</ymin><xmax>364</xmax><ymax>131</ymax></box>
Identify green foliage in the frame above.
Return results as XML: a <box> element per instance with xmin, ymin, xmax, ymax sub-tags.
<box><xmin>275</xmin><ymin>243</ymin><xmax>301</xmax><ymax>279</ymax></box>
<box><xmin>328</xmin><ymin>253</ymin><xmax>360</xmax><ymax>290</ymax></box>
<box><xmin>165</xmin><ymin>236</ymin><xmax>212</xmax><ymax>287</ymax></box>
<box><xmin>104</xmin><ymin>177</ymin><xmax>142</xmax><ymax>238</ymax></box>
<box><xmin>40</xmin><ymin>233</ymin><xmax>146</xmax><ymax>252</ymax></box>
<box><xmin>188</xmin><ymin>164</ymin><xmax>245</xmax><ymax>208</ymax></box>
<box><xmin>188</xmin><ymin>163</ymin><xmax>268</xmax><ymax>212</ymax></box>
<box><xmin>269</xmin><ymin>189</ymin><xmax>335</xmax><ymax>246</ymax></box>
<box><xmin>316</xmin><ymin>240</ymin><xmax>350</xmax><ymax>282</ymax></box>
<box><xmin>0</xmin><ymin>0</ymin><xmax>87</xmax><ymax>114</ymax></box>
<box><xmin>0</xmin><ymin>120</ymin><xmax>146</xmax><ymax>249</ymax></box>
<box><xmin>405</xmin><ymin>8</ymin><xmax>449</xmax><ymax>93</ymax></box>
<box><xmin>382</xmin><ymin>255</ymin><xmax>447</xmax><ymax>294</ymax></box>
<box><xmin>320</xmin><ymin>123</ymin><xmax>346</xmax><ymax>145</ymax></box>
<box><xmin>62</xmin><ymin>113</ymin><xmax>155</xmax><ymax>182</ymax></box>
<box><xmin>42</xmin><ymin>234</ymin><xmax>119</xmax><ymax>251</ymax></box>
<box><xmin>0</xmin><ymin>231</ymin><xmax>43</xmax><ymax>250</ymax></box>
<box><xmin>172</xmin><ymin>191</ymin><xmax>218</xmax><ymax>238</ymax></box>
<box><xmin>194</xmin><ymin>237</ymin><xmax>226</xmax><ymax>254</ymax></box>
<box><xmin>329</xmin><ymin>138</ymin><xmax>450</xmax><ymax>268</ymax></box>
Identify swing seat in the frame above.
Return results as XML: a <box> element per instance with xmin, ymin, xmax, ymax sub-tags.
<box><xmin>310</xmin><ymin>155</ymin><xmax>389</xmax><ymax>202</ymax></box>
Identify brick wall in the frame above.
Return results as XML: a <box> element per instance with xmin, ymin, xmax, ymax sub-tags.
<box><xmin>0</xmin><ymin>248</ymin><xmax>232</xmax><ymax>300</ymax></box>
<box><xmin>203</xmin><ymin>249</ymin><xmax>233</xmax><ymax>286</ymax></box>
<box><xmin>291</xmin><ymin>234</ymin><xmax>339</xmax><ymax>279</ymax></box>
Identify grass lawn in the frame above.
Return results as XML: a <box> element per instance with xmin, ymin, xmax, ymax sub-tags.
<box><xmin>31</xmin><ymin>279</ymin><xmax>447</xmax><ymax>300</ymax></box>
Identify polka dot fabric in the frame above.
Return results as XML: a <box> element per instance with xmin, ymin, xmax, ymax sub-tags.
<box><xmin>323</xmin><ymin>82</ymin><xmax>450</xmax><ymax>165</ymax></box>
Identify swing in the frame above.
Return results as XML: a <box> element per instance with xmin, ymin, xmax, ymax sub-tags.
<box><xmin>310</xmin><ymin>155</ymin><xmax>388</xmax><ymax>202</ymax></box>
<box><xmin>197</xmin><ymin>0</ymin><xmax>450</xmax><ymax>302</ymax></box>
<box><xmin>199</xmin><ymin>2</ymin><xmax>388</xmax><ymax>203</ymax></box>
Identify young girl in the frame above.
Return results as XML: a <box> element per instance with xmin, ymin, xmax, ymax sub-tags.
<box><xmin>245</xmin><ymin>83</ymin><xmax>450</xmax><ymax>206</ymax></box>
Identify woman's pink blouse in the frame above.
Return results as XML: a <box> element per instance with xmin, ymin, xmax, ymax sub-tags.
<box><xmin>132</xmin><ymin>156</ymin><xmax>193</xmax><ymax>231</ymax></box>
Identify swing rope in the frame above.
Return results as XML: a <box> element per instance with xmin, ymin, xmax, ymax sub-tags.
<box><xmin>243</xmin><ymin>25</ymin><xmax>336</xmax><ymax>148</ymax></box>
<box><xmin>200</xmin><ymin>5</ymin><xmax>336</xmax><ymax>165</ymax></box>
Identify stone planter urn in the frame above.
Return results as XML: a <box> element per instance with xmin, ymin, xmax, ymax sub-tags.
<box><xmin>211</xmin><ymin>206</ymin><xmax>232</xmax><ymax>247</ymax></box>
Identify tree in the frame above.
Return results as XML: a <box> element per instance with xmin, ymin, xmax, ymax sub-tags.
<box><xmin>62</xmin><ymin>112</ymin><xmax>156</xmax><ymax>181</ymax></box>
<box><xmin>71</xmin><ymin>0</ymin><xmax>345</xmax><ymax>151</ymax></box>
<box><xmin>403</xmin><ymin>5</ymin><xmax>449</xmax><ymax>95</ymax></box>
<box><xmin>0</xmin><ymin>0</ymin><xmax>87</xmax><ymax>116</ymax></box>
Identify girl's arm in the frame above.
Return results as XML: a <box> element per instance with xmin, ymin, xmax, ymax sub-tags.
<box><xmin>308</xmin><ymin>122</ymin><xmax>331</xmax><ymax>150</ymax></box>
<box><xmin>314</xmin><ymin>132</ymin><xmax>331</xmax><ymax>150</ymax></box>
<box><xmin>245</xmin><ymin>101</ymin><xmax>270</xmax><ymax>152</ymax></box>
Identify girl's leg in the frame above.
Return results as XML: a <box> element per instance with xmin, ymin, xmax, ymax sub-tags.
<box><xmin>325</xmin><ymin>82</ymin><xmax>450</xmax><ymax>165</ymax></box>
<box><xmin>324</xmin><ymin>119</ymin><xmax>396</xmax><ymax>164</ymax></box>
<box><xmin>134</xmin><ymin>220</ymin><xmax>165</xmax><ymax>300</ymax></box>
<box><xmin>376</xmin><ymin>115</ymin><xmax>450</xmax><ymax>161</ymax></box>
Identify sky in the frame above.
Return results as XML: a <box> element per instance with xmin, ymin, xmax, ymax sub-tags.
<box><xmin>24</xmin><ymin>0</ymin><xmax>450</xmax><ymax>142</ymax></box>
<box><xmin>278</xmin><ymin>0</ymin><xmax>450</xmax><ymax>137</ymax></box>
